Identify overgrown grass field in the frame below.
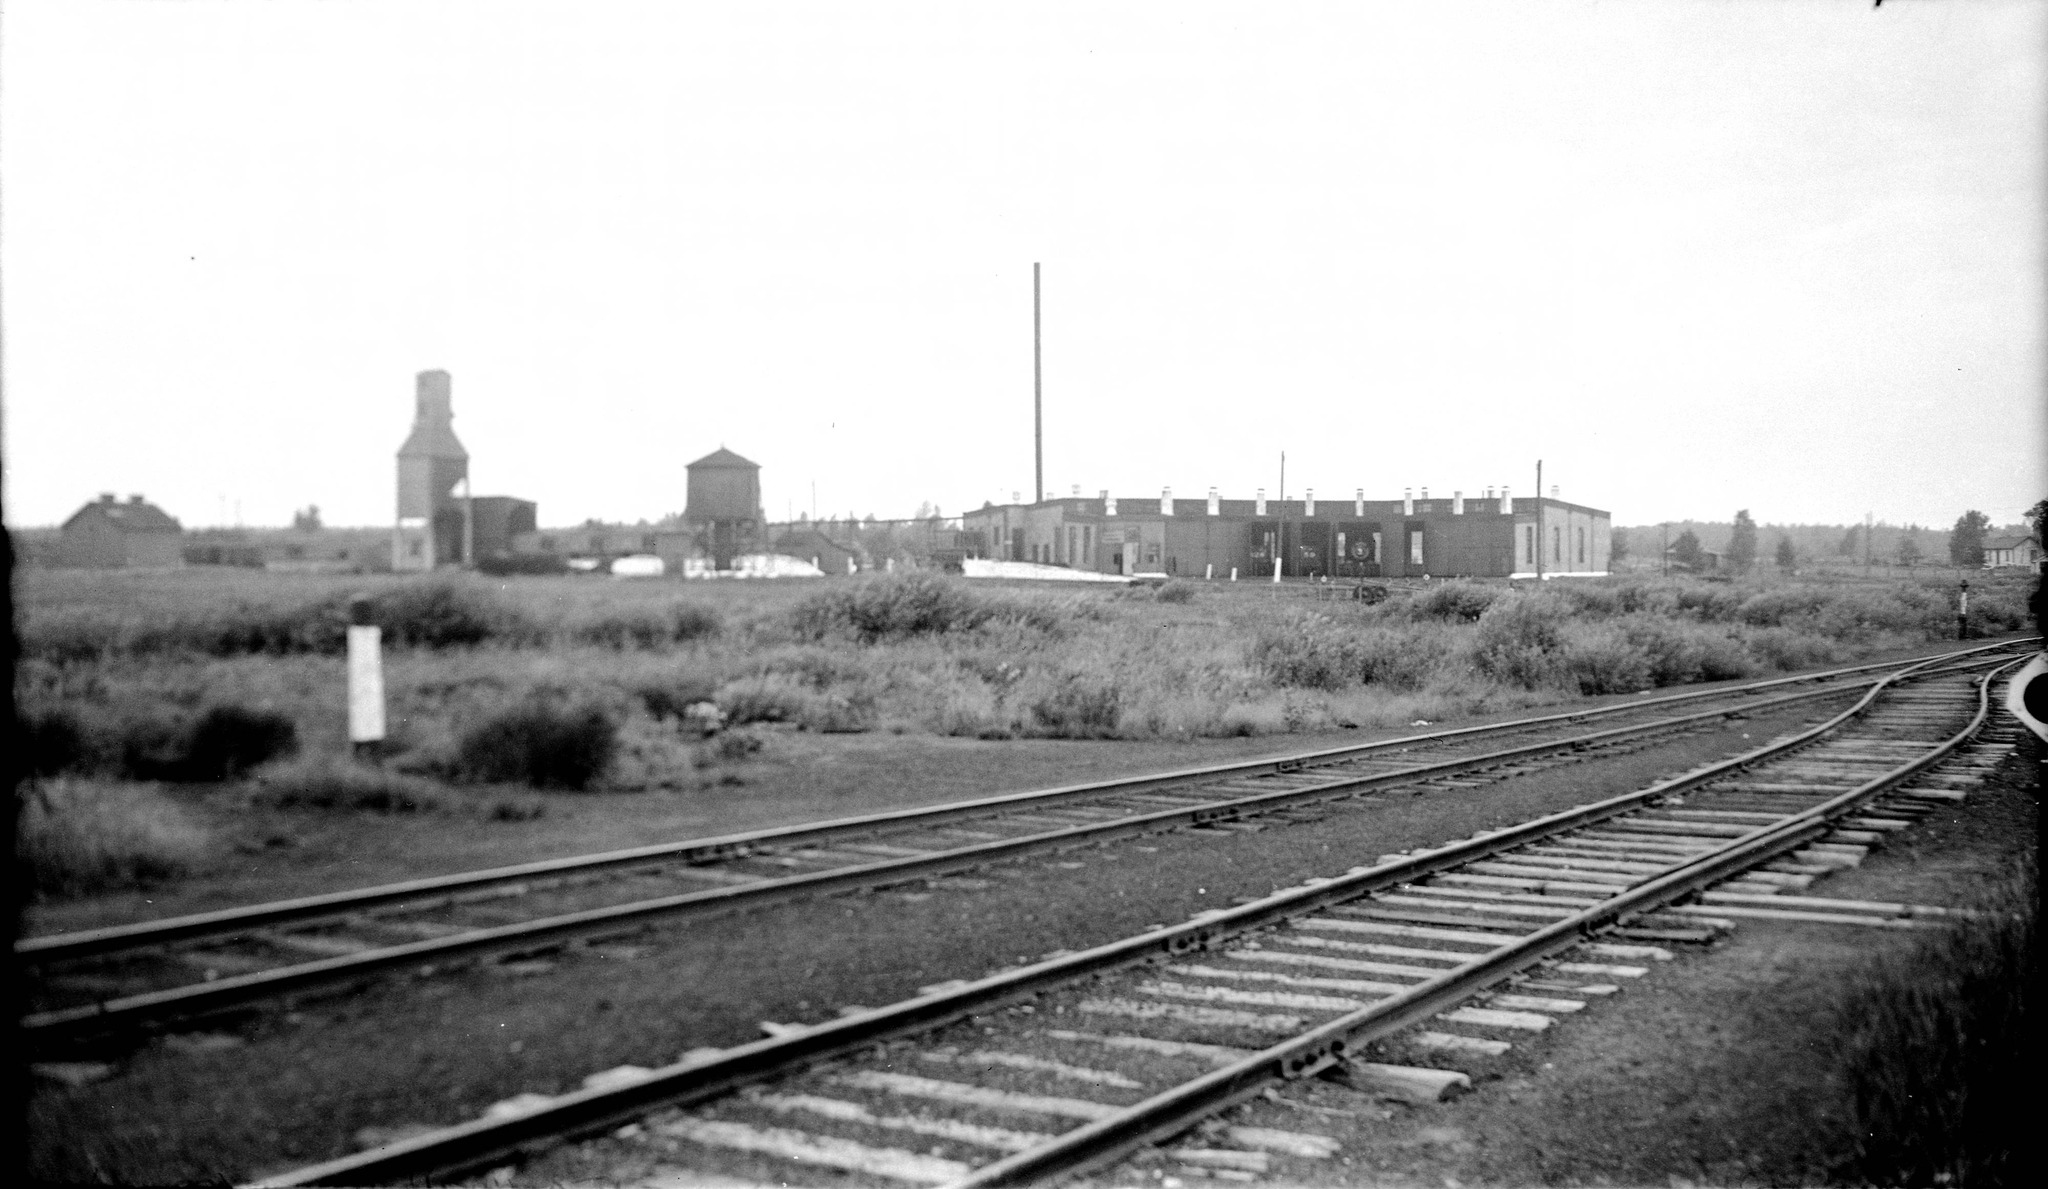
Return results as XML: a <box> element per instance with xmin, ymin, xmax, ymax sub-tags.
<box><xmin>13</xmin><ymin>565</ymin><xmax>2033</xmax><ymax>900</ymax></box>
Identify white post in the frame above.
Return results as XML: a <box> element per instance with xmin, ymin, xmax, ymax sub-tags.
<box><xmin>848</xmin><ymin>556</ymin><xmax>857</xmax><ymax>575</ymax></box>
<box><xmin>1230</xmin><ymin>567</ymin><xmax>1238</xmax><ymax>581</ymax></box>
<box><xmin>346</xmin><ymin>596</ymin><xmax>385</xmax><ymax>759</ymax></box>
<box><xmin>1272</xmin><ymin>558</ymin><xmax>1282</xmax><ymax>583</ymax></box>
<box><xmin>885</xmin><ymin>557</ymin><xmax>895</xmax><ymax>572</ymax></box>
<box><xmin>1205</xmin><ymin>563</ymin><xmax>1214</xmax><ymax>580</ymax></box>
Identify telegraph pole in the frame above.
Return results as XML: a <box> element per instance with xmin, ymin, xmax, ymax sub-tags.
<box><xmin>1534</xmin><ymin>459</ymin><xmax>1544</xmax><ymax>581</ymax></box>
<box><xmin>1033</xmin><ymin>263</ymin><xmax>1043</xmax><ymax>505</ymax></box>
<box><xmin>1278</xmin><ymin>451</ymin><xmax>1288</xmax><ymax>580</ymax></box>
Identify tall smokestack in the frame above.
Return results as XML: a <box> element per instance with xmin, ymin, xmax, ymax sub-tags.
<box><xmin>1033</xmin><ymin>264</ymin><xmax>1043</xmax><ymax>504</ymax></box>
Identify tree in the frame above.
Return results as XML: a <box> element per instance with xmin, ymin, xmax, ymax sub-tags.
<box><xmin>1949</xmin><ymin>510</ymin><xmax>1991</xmax><ymax>567</ymax></box>
<box><xmin>1727</xmin><ymin>510</ymin><xmax>1758</xmax><ymax>571</ymax></box>
<box><xmin>1896</xmin><ymin>533</ymin><xmax>1922</xmax><ymax>568</ymax></box>
<box><xmin>1838</xmin><ymin>525</ymin><xmax>1861</xmax><ymax>557</ymax></box>
<box><xmin>2027</xmin><ymin>498</ymin><xmax>2048</xmax><ymax>547</ymax></box>
<box><xmin>1670</xmin><ymin>529</ymin><xmax>1705</xmax><ymax>572</ymax></box>
<box><xmin>1610</xmin><ymin>528</ymin><xmax>1629</xmax><ymax>566</ymax></box>
<box><xmin>291</xmin><ymin>504</ymin><xmax>322</xmax><ymax>531</ymax></box>
<box><xmin>1774</xmin><ymin>535</ymin><xmax>1797</xmax><ymax>569</ymax></box>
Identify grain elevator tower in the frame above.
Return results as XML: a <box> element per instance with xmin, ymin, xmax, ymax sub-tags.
<box><xmin>393</xmin><ymin>370</ymin><xmax>473</xmax><ymax>570</ymax></box>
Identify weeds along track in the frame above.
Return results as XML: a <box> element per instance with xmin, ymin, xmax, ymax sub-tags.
<box><xmin>239</xmin><ymin>646</ymin><xmax>2030</xmax><ymax>1187</ymax></box>
<box><xmin>19</xmin><ymin>641</ymin><xmax>2032</xmax><ymax>1048</ymax></box>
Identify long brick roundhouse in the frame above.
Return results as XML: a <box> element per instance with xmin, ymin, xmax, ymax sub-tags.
<box><xmin>963</xmin><ymin>488</ymin><xmax>1609</xmax><ymax>580</ymax></box>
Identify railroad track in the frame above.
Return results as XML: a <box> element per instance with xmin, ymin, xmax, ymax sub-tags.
<box><xmin>244</xmin><ymin>646</ymin><xmax>2032</xmax><ymax>1187</ymax></box>
<box><xmin>20</xmin><ymin>639</ymin><xmax>2032</xmax><ymax>1047</ymax></box>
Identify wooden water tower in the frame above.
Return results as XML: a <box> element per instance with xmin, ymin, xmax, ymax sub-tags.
<box><xmin>684</xmin><ymin>447</ymin><xmax>762</xmax><ymax>570</ymax></box>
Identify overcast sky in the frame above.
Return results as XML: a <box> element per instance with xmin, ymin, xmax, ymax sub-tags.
<box><xmin>4</xmin><ymin>1</ymin><xmax>2042</xmax><ymax>531</ymax></box>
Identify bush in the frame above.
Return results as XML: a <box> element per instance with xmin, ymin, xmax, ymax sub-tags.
<box><xmin>250</xmin><ymin>758</ymin><xmax>446</xmax><ymax>813</ymax></box>
<box><xmin>119</xmin><ymin>705</ymin><xmax>299</xmax><ymax>782</ymax></box>
<box><xmin>1413</xmin><ymin>581</ymin><xmax>1504</xmax><ymax>623</ymax></box>
<box><xmin>574</xmin><ymin>602</ymin><xmax>723</xmax><ymax>649</ymax></box>
<box><xmin>1471</xmin><ymin>598</ymin><xmax>1567</xmax><ymax>689</ymax></box>
<box><xmin>1560</xmin><ymin>625</ymin><xmax>1654</xmax><ymax>695</ymax></box>
<box><xmin>716</xmin><ymin>674</ymin><xmax>815</xmax><ymax>726</ymax></box>
<box><xmin>635</xmin><ymin>675</ymin><xmax>724</xmax><ymax>722</ymax></box>
<box><xmin>17</xmin><ymin>709</ymin><xmax>87</xmax><ymax>779</ymax></box>
<box><xmin>1153</xmin><ymin>580</ymin><xmax>1196</xmax><ymax>604</ymax></box>
<box><xmin>476</xmin><ymin>552</ymin><xmax>570</xmax><ymax>576</ymax></box>
<box><xmin>1829</xmin><ymin>854</ymin><xmax>2035</xmax><ymax>1186</ymax></box>
<box><xmin>456</xmin><ymin>700</ymin><xmax>617</xmax><ymax>790</ymax></box>
<box><xmin>1252</xmin><ymin>616</ymin><xmax>1356</xmax><ymax>690</ymax></box>
<box><xmin>1027</xmin><ymin>675</ymin><xmax>1122</xmax><ymax>738</ymax></box>
<box><xmin>375</xmin><ymin>581</ymin><xmax>513</xmax><ymax>649</ymax></box>
<box><xmin>789</xmin><ymin>573</ymin><xmax>1062</xmax><ymax>642</ymax></box>
<box><xmin>18</xmin><ymin>778</ymin><xmax>212</xmax><ymax>897</ymax></box>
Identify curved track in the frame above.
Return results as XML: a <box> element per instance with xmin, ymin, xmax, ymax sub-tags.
<box><xmin>22</xmin><ymin>642</ymin><xmax>2026</xmax><ymax>1045</ymax></box>
<box><xmin>245</xmin><ymin>645</ymin><xmax>2030</xmax><ymax>1188</ymax></box>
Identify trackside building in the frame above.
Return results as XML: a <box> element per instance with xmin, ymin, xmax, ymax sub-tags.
<box><xmin>962</xmin><ymin>489</ymin><xmax>1609</xmax><ymax>580</ymax></box>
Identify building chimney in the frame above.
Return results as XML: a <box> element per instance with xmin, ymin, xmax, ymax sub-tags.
<box><xmin>1421</xmin><ymin>487</ymin><xmax>1429</xmax><ymax>501</ymax></box>
<box><xmin>1103</xmin><ymin>490</ymin><xmax>1117</xmax><ymax>517</ymax></box>
<box><xmin>1012</xmin><ymin>491</ymin><xmax>1022</xmax><ymax>505</ymax></box>
<box><xmin>1355</xmin><ymin>489</ymin><xmax>1364</xmax><ymax>516</ymax></box>
<box><xmin>1403</xmin><ymin>488</ymin><xmax>1413</xmax><ymax>516</ymax></box>
<box><xmin>100</xmin><ymin>492</ymin><xmax>116</xmax><ymax>504</ymax></box>
<box><xmin>1071</xmin><ymin>484</ymin><xmax>1080</xmax><ymax>497</ymax></box>
<box><xmin>1161</xmin><ymin>487</ymin><xmax>1173</xmax><ymax>515</ymax></box>
<box><xmin>1256</xmin><ymin>488</ymin><xmax>1267</xmax><ymax>516</ymax></box>
<box><xmin>1453</xmin><ymin>491</ymin><xmax>1464</xmax><ymax>515</ymax></box>
<box><xmin>1305</xmin><ymin>488</ymin><xmax>1315</xmax><ymax>517</ymax></box>
<box><xmin>1551</xmin><ymin>485</ymin><xmax>1560</xmax><ymax>500</ymax></box>
<box><xmin>1207</xmin><ymin>488</ymin><xmax>1220</xmax><ymax>516</ymax></box>
<box><xmin>1500</xmin><ymin>485</ymin><xmax>1511</xmax><ymax>514</ymax></box>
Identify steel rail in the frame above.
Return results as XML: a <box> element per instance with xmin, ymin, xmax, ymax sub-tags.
<box><xmin>22</xmin><ymin>637</ymin><xmax>2030</xmax><ymax>971</ymax></box>
<box><xmin>948</xmin><ymin>656</ymin><xmax>2024</xmax><ymax>1188</ymax></box>
<box><xmin>243</xmin><ymin>646</ymin><xmax>1994</xmax><ymax>1187</ymax></box>
<box><xmin>22</xmin><ymin>655</ymin><xmax>1972</xmax><ymax>1045</ymax></box>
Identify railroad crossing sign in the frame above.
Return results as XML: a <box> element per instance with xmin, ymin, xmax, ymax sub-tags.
<box><xmin>2004</xmin><ymin>652</ymin><xmax>2048</xmax><ymax>742</ymax></box>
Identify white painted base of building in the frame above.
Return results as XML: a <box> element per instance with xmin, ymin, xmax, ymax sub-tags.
<box><xmin>1507</xmin><ymin>570</ymin><xmax>1612</xmax><ymax>580</ymax></box>
<box><xmin>961</xmin><ymin>558</ymin><xmax>1131</xmax><ymax>583</ymax></box>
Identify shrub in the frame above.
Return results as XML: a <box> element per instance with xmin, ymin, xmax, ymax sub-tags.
<box><xmin>1413</xmin><ymin>581</ymin><xmax>1504</xmax><ymax>623</ymax></box>
<box><xmin>476</xmin><ymin>552</ymin><xmax>570</xmax><ymax>576</ymax></box>
<box><xmin>1560</xmin><ymin>625</ymin><xmax>1654</xmax><ymax>695</ymax></box>
<box><xmin>1829</xmin><ymin>854</ymin><xmax>2035</xmax><ymax>1186</ymax></box>
<box><xmin>376</xmin><ymin>581</ymin><xmax>511</xmax><ymax>649</ymax></box>
<box><xmin>455</xmin><ymin>700</ymin><xmax>617</xmax><ymax>790</ymax></box>
<box><xmin>1026</xmin><ymin>674</ymin><xmax>1122</xmax><ymax>738</ymax></box>
<box><xmin>181</xmin><ymin>706</ymin><xmax>300</xmax><ymax>780</ymax></box>
<box><xmin>119</xmin><ymin>705</ymin><xmax>299</xmax><ymax>782</ymax></box>
<box><xmin>250</xmin><ymin>758</ymin><xmax>446</xmax><ymax>813</ymax></box>
<box><xmin>1252</xmin><ymin>616</ymin><xmax>1355</xmax><ymax>691</ymax></box>
<box><xmin>1351</xmin><ymin>627</ymin><xmax>1449</xmax><ymax>690</ymax></box>
<box><xmin>789</xmin><ymin>573</ymin><xmax>1062</xmax><ymax>642</ymax></box>
<box><xmin>1153</xmin><ymin>580</ymin><xmax>1196</xmax><ymax>604</ymax></box>
<box><xmin>18</xmin><ymin>709</ymin><xmax>86</xmax><ymax>779</ymax></box>
<box><xmin>1745</xmin><ymin>626</ymin><xmax>1838</xmax><ymax>672</ymax></box>
<box><xmin>716</xmin><ymin>674</ymin><xmax>815</xmax><ymax>725</ymax></box>
<box><xmin>18</xmin><ymin>778</ymin><xmax>212</xmax><ymax>898</ymax></box>
<box><xmin>574</xmin><ymin>602</ymin><xmax>723</xmax><ymax>649</ymax></box>
<box><xmin>635</xmin><ymin>676</ymin><xmax>724</xmax><ymax>723</ymax></box>
<box><xmin>1470</xmin><ymin>598</ymin><xmax>1567</xmax><ymax>689</ymax></box>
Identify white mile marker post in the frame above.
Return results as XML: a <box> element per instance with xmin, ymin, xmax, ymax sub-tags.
<box><xmin>347</xmin><ymin>595</ymin><xmax>386</xmax><ymax>761</ymax></box>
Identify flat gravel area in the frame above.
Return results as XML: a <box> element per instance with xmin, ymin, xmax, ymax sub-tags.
<box><xmin>25</xmin><ymin>701</ymin><xmax>1839</xmax><ymax>1186</ymax></box>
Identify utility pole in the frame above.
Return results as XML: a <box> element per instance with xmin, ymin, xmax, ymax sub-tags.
<box><xmin>1864</xmin><ymin>510</ymin><xmax>1873</xmax><ymax>573</ymax></box>
<box><xmin>1033</xmin><ymin>263</ymin><xmax>1043</xmax><ymax>505</ymax></box>
<box><xmin>1278</xmin><ymin>451</ymin><xmax>1287</xmax><ymax>580</ymax></box>
<box><xmin>1662</xmin><ymin>522</ymin><xmax>1669</xmax><ymax>577</ymax></box>
<box><xmin>1534</xmin><ymin>460</ymin><xmax>1544</xmax><ymax>582</ymax></box>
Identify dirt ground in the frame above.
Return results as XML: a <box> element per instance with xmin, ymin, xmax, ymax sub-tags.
<box><xmin>1191</xmin><ymin>730</ymin><xmax>2042</xmax><ymax>1189</ymax></box>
